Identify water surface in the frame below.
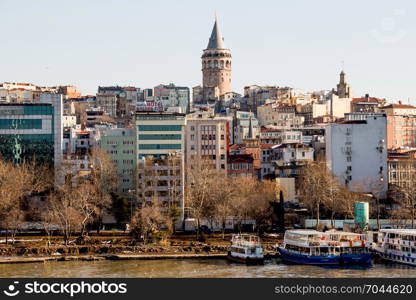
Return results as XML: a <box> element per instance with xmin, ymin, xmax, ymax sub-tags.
<box><xmin>1</xmin><ymin>259</ymin><xmax>416</xmax><ymax>278</ymax></box>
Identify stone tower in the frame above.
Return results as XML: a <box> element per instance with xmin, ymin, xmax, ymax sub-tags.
<box><xmin>201</xmin><ymin>17</ymin><xmax>232</xmax><ymax>102</ymax></box>
<box><xmin>336</xmin><ymin>70</ymin><xmax>352</xmax><ymax>98</ymax></box>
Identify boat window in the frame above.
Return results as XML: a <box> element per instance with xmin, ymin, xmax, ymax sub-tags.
<box><xmin>321</xmin><ymin>247</ymin><xmax>329</xmax><ymax>253</ymax></box>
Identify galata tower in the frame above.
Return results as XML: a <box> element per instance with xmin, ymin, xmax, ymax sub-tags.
<box><xmin>201</xmin><ymin>17</ymin><xmax>232</xmax><ymax>102</ymax></box>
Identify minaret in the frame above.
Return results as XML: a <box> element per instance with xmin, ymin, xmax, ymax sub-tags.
<box><xmin>248</xmin><ymin>116</ymin><xmax>253</xmax><ymax>139</ymax></box>
<box><xmin>201</xmin><ymin>17</ymin><xmax>232</xmax><ymax>102</ymax></box>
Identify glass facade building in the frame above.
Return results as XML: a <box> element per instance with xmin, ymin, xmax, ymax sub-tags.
<box><xmin>0</xmin><ymin>104</ymin><xmax>55</xmax><ymax>165</ymax></box>
<box><xmin>0</xmin><ymin>94</ymin><xmax>63</xmax><ymax>169</ymax></box>
<box><xmin>135</xmin><ymin>112</ymin><xmax>186</xmax><ymax>159</ymax></box>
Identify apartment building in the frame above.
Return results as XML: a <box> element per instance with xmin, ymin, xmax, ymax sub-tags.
<box><xmin>185</xmin><ymin>112</ymin><xmax>230</xmax><ymax>170</ymax></box>
<box><xmin>0</xmin><ymin>93</ymin><xmax>63</xmax><ymax>170</ymax></box>
<box><xmin>135</xmin><ymin>112</ymin><xmax>186</xmax><ymax>222</ymax></box>
<box><xmin>100</xmin><ymin>128</ymin><xmax>136</xmax><ymax>194</ymax></box>
<box><xmin>382</xmin><ymin>103</ymin><xmax>416</xmax><ymax>149</ymax></box>
<box><xmin>326</xmin><ymin>114</ymin><xmax>388</xmax><ymax>196</ymax></box>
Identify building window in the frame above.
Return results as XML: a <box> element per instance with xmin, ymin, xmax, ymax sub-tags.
<box><xmin>138</xmin><ymin>134</ymin><xmax>181</xmax><ymax>140</ymax></box>
<box><xmin>138</xmin><ymin>144</ymin><xmax>182</xmax><ymax>150</ymax></box>
<box><xmin>0</xmin><ymin>119</ymin><xmax>43</xmax><ymax>130</ymax></box>
<box><xmin>138</xmin><ymin>125</ymin><xmax>182</xmax><ymax>131</ymax></box>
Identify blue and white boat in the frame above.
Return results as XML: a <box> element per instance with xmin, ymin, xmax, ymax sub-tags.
<box><xmin>277</xmin><ymin>230</ymin><xmax>372</xmax><ymax>265</ymax></box>
<box><xmin>370</xmin><ymin>229</ymin><xmax>416</xmax><ymax>267</ymax></box>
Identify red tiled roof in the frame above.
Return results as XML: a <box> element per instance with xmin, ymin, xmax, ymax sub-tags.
<box><xmin>228</xmin><ymin>154</ymin><xmax>254</xmax><ymax>163</ymax></box>
<box><xmin>229</xmin><ymin>144</ymin><xmax>245</xmax><ymax>150</ymax></box>
<box><xmin>260</xmin><ymin>143</ymin><xmax>277</xmax><ymax>149</ymax></box>
<box><xmin>352</xmin><ymin>97</ymin><xmax>384</xmax><ymax>104</ymax></box>
<box><xmin>383</xmin><ymin>104</ymin><xmax>416</xmax><ymax>109</ymax></box>
<box><xmin>261</xmin><ymin>126</ymin><xmax>279</xmax><ymax>132</ymax></box>
<box><xmin>10</xmin><ymin>88</ymin><xmax>30</xmax><ymax>91</ymax></box>
<box><xmin>275</xmin><ymin>143</ymin><xmax>311</xmax><ymax>149</ymax></box>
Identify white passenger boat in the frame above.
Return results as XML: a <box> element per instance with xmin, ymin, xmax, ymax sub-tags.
<box><xmin>227</xmin><ymin>234</ymin><xmax>264</xmax><ymax>264</ymax></box>
<box><xmin>277</xmin><ymin>230</ymin><xmax>372</xmax><ymax>265</ymax></box>
<box><xmin>370</xmin><ymin>229</ymin><xmax>416</xmax><ymax>266</ymax></box>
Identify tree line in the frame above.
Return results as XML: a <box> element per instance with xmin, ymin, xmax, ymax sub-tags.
<box><xmin>0</xmin><ymin>148</ymin><xmax>117</xmax><ymax>245</ymax></box>
<box><xmin>185</xmin><ymin>158</ymin><xmax>279</xmax><ymax>239</ymax></box>
<box><xmin>2</xmin><ymin>152</ymin><xmax>416</xmax><ymax>246</ymax></box>
<box><xmin>298</xmin><ymin>160</ymin><xmax>416</xmax><ymax>229</ymax></box>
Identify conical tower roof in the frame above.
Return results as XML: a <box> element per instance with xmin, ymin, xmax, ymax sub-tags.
<box><xmin>206</xmin><ymin>17</ymin><xmax>225</xmax><ymax>49</ymax></box>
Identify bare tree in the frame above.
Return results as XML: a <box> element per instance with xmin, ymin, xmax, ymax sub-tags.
<box><xmin>231</xmin><ymin>178</ymin><xmax>277</xmax><ymax>234</ymax></box>
<box><xmin>76</xmin><ymin>183</ymin><xmax>100</xmax><ymax>236</ymax></box>
<box><xmin>130</xmin><ymin>200</ymin><xmax>167</xmax><ymax>244</ymax></box>
<box><xmin>89</xmin><ymin>148</ymin><xmax>118</xmax><ymax>233</ymax></box>
<box><xmin>185</xmin><ymin>158</ymin><xmax>219</xmax><ymax>239</ymax></box>
<box><xmin>249</xmin><ymin>179</ymin><xmax>277</xmax><ymax>233</ymax></box>
<box><xmin>211</xmin><ymin>176</ymin><xmax>236</xmax><ymax>238</ymax></box>
<box><xmin>46</xmin><ymin>185</ymin><xmax>83</xmax><ymax>245</ymax></box>
<box><xmin>298</xmin><ymin>161</ymin><xmax>333</xmax><ymax>228</ymax></box>
<box><xmin>39</xmin><ymin>205</ymin><xmax>56</xmax><ymax>247</ymax></box>
<box><xmin>230</xmin><ymin>177</ymin><xmax>257</xmax><ymax>233</ymax></box>
<box><xmin>0</xmin><ymin>159</ymin><xmax>53</xmax><ymax>244</ymax></box>
<box><xmin>392</xmin><ymin>158</ymin><xmax>416</xmax><ymax>228</ymax></box>
<box><xmin>368</xmin><ymin>178</ymin><xmax>385</xmax><ymax>230</ymax></box>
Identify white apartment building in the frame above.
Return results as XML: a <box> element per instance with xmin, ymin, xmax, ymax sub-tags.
<box><xmin>63</xmin><ymin>115</ymin><xmax>77</xmax><ymax>128</ymax></box>
<box><xmin>260</xmin><ymin>128</ymin><xmax>303</xmax><ymax>144</ymax></box>
<box><xmin>300</xmin><ymin>96</ymin><xmax>351</xmax><ymax>124</ymax></box>
<box><xmin>185</xmin><ymin>112</ymin><xmax>230</xmax><ymax>170</ymax></box>
<box><xmin>326</xmin><ymin>115</ymin><xmax>388</xmax><ymax>197</ymax></box>
<box><xmin>273</xmin><ymin>143</ymin><xmax>314</xmax><ymax>164</ymax></box>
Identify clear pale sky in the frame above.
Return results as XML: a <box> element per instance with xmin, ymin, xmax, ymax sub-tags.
<box><xmin>1</xmin><ymin>0</ymin><xmax>415</xmax><ymax>102</ymax></box>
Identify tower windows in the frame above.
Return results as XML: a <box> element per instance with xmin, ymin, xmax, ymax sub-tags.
<box><xmin>214</xmin><ymin>60</ymin><xmax>218</xmax><ymax>68</ymax></box>
<box><xmin>220</xmin><ymin>60</ymin><xmax>224</xmax><ymax>68</ymax></box>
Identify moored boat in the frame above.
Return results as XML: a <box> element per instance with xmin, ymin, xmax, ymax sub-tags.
<box><xmin>277</xmin><ymin>230</ymin><xmax>372</xmax><ymax>265</ymax></box>
<box><xmin>370</xmin><ymin>229</ymin><xmax>416</xmax><ymax>267</ymax></box>
<box><xmin>227</xmin><ymin>234</ymin><xmax>264</xmax><ymax>265</ymax></box>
